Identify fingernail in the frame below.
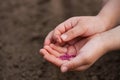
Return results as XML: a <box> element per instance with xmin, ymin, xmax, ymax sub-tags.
<box><xmin>61</xmin><ymin>66</ymin><xmax>68</xmax><ymax>73</ymax></box>
<box><xmin>61</xmin><ymin>34</ymin><xmax>67</xmax><ymax>41</ymax></box>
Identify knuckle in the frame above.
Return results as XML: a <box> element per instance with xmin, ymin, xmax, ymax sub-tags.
<box><xmin>69</xmin><ymin>30</ymin><xmax>76</xmax><ymax>36</ymax></box>
<box><xmin>69</xmin><ymin>62</ymin><xmax>77</xmax><ymax>69</ymax></box>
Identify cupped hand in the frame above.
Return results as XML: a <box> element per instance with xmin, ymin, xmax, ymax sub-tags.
<box><xmin>40</xmin><ymin>34</ymin><xmax>108</xmax><ymax>72</ymax></box>
<box><xmin>44</xmin><ymin>16</ymin><xmax>110</xmax><ymax>45</ymax></box>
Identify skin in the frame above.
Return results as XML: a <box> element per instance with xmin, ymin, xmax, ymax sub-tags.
<box><xmin>44</xmin><ymin>0</ymin><xmax>120</xmax><ymax>45</ymax></box>
<box><xmin>40</xmin><ymin>26</ymin><xmax>120</xmax><ymax>72</ymax></box>
<box><xmin>40</xmin><ymin>0</ymin><xmax>120</xmax><ymax>72</ymax></box>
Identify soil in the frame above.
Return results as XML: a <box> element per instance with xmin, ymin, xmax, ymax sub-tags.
<box><xmin>0</xmin><ymin>0</ymin><xmax>120</xmax><ymax>80</ymax></box>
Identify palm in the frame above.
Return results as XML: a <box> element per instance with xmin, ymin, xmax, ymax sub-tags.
<box><xmin>58</xmin><ymin>38</ymin><xmax>88</xmax><ymax>61</ymax></box>
<box><xmin>40</xmin><ymin>34</ymin><xmax>105</xmax><ymax>72</ymax></box>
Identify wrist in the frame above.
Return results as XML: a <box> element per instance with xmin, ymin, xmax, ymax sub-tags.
<box><xmin>97</xmin><ymin>13</ymin><xmax>116</xmax><ymax>30</ymax></box>
<box><xmin>99</xmin><ymin>27</ymin><xmax>120</xmax><ymax>52</ymax></box>
<box><xmin>97</xmin><ymin>0</ymin><xmax>120</xmax><ymax>30</ymax></box>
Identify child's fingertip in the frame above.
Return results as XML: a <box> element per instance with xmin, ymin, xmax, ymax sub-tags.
<box><xmin>39</xmin><ymin>49</ymin><xmax>42</xmax><ymax>53</ymax></box>
<box><xmin>40</xmin><ymin>49</ymin><xmax>44</xmax><ymax>53</ymax></box>
<box><xmin>50</xmin><ymin>44</ymin><xmax>54</xmax><ymax>47</ymax></box>
<box><xmin>44</xmin><ymin>45</ymin><xmax>50</xmax><ymax>49</ymax></box>
<box><xmin>61</xmin><ymin>66</ymin><xmax>68</xmax><ymax>73</ymax></box>
<box><xmin>50</xmin><ymin>44</ymin><xmax>56</xmax><ymax>49</ymax></box>
<box><xmin>39</xmin><ymin>49</ymin><xmax>46</xmax><ymax>55</ymax></box>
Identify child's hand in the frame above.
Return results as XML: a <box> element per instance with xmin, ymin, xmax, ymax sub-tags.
<box><xmin>41</xmin><ymin>34</ymin><xmax>108</xmax><ymax>72</ymax></box>
<box><xmin>44</xmin><ymin>16</ymin><xmax>111</xmax><ymax>45</ymax></box>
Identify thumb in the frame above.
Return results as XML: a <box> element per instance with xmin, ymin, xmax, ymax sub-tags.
<box><xmin>61</xmin><ymin>25</ymin><xmax>85</xmax><ymax>42</ymax></box>
<box><xmin>60</xmin><ymin>54</ymin><xmax>84</xmax><ymax>72</ymax></box>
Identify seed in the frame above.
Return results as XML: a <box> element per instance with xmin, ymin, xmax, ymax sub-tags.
<box><xmin>59</xmin><ymin>54</ymin><xmax>76</xmax><ymax>60</ymax></box>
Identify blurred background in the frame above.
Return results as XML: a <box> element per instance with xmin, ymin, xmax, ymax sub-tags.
<box><xmin>0</xmin><ymin>0</ymin><xmax>120</xmax><ymax>80</ymax></box>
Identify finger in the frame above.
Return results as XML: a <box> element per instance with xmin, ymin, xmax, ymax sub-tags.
<box><xmin>61</xmin><ymin>24</ymin><xmax>86</xmax><ymax>42</ymax></box>
<box><xmin>50</xmin><ymin>44</ymin><xmax>67</xmax><ymax>53</ymax></box>
<box><xmin>44</xmin><ymin>31</ymin><xmax>54</xmax><ymax>46</ymax></box>
<box><xmin>73</xmin><ymin>65</ymin><xmax>90</xmax><ymax>71</ymax></box>
<box><xmin>44</xmin><ymin>46</ymin><xmax>62</xmax><ymax>57</ymax></box>
<box><xmin>41</xmin><ymin>49</ymin><xmax>65</xmax><ymax>67</ymax></box>
<box><xmin>39</xmin><ymin>49</ymin><xmax>45</xmax><ymax>56</ymax></box>
<box><xmin>54</xmin><ymin>17</ymin><xmax>79</xmax><ymax>43</ymax></box>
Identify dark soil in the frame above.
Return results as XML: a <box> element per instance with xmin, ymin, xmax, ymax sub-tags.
<box><xmin>0</xmin><ymin>0</ymin><xmax>120</xmax><ymax>80</ymax></box>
